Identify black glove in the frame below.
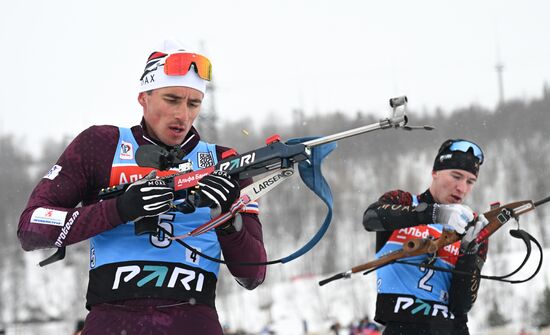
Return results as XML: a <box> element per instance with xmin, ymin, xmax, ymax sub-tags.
<box><xmin>116</xmin><ymin>171</ymin><xmax>174</xmax><ymax>222</ymax></box>
<box><xmin>194</xmin><ymin>170</ymin><xmax>240</xmax><ymax>215</ymax></box>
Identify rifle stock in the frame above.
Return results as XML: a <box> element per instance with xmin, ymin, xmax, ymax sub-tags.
<box><xmin>319</xmin><ymin>198</ymin><xmax>541</xmax><ymax>285</ymax></box>
<box><xmin>390</xmin><ymin>200</ymin><xmax>536</xmax><ymax>269</ymax></box>
<box><xmin>351</xmin><ymin>238</ymin><xmax>434</xmax><ymax>274</ymax></box>
<box><xmin>475</xmin><ymin>200</ymin><xmax>534</xmax><ymax>243</ymax></box>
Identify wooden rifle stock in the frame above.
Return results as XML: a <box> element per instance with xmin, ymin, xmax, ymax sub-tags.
<box><xmin>353</xmin><ymin>230</ymin><xmax>461</xmax><ymax>275</ymax></box>
<box><xmin>379</xmin><ymin>200</ymin><xmax>535</xmax><ymax>270</ymax></box>
<box><xmin>319</xmin><ymin>199</ymin><xmax>541</xmax><ymax>286</ymax></box>
<box><xmin>473</xmin><ymin>200</ymin><xmax>534</xmax><ymax>243</ymax></box>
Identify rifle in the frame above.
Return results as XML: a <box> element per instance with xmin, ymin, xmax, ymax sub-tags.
<box><xmin>319</xmin><ymin>195</ymin><xmax>550</xmax><ymax>286</ymax></box>
<box><xmin>101</xmin><ymin>97</ymin><xmax>419</xmax><ymax>192</ymax></box>
<box><xmin>98</xmin><ymin>95</ymin><xmax>430</xmax><ymax>237</ymax></box>
<box><xmin>40</xmin><ymin>96</ymin><xmax>431</xmax><ymax>266</ymax></box>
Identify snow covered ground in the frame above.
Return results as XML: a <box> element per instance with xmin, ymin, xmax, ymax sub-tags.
<box><xmin>218</xmin><ymin>248</ymin><xmax>550</xmax><ymax>335</ymax></box>
<box><xmin>2</xmin><ymin>248</ymin><xmax>549</xmax><ymax>334</ymax></box>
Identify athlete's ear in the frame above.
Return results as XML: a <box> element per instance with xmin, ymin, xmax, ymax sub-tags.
<box><xmin>137</xmin><ymin>92</ymin><xmax>147</xmax><ymax>107</ymax></box>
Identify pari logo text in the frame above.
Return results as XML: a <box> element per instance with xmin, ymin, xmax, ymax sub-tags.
<box><xmin>219</xmin><ymin>152</ymin><xmax>256</xmax><ymax>172</ymax></box>
<box><xmin>112</xmin><ymin>265</ymin><xmax>204</xmax><ymax>292</ymax></box>
<box><xmin>394</xmin><ymin>296</ymin><xmax>455</xmax><ymax>319</ymax></box>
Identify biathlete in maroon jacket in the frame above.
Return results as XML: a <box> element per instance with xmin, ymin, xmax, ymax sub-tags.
<box><xmin>362</xmin><ymin>139</ymin><xmax>489</xmax><ymax>335</ymax></box>
<box><xmin>18</xmin><ymin>39</ymin><xmax>267</xmax><ymax>335</ymax></box>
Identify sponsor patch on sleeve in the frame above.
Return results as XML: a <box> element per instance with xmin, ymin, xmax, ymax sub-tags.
<box><xmin>44</xmin><ymin>164</ymin><xmax>62</xmax><ymax>180</ymax></box>
<box><xmin>241</xmin><ymin>201</ymin><xmax>260</xmax><ymax>215</ymax></box>
<box><xmin>30</xmin><ymin>208</ymin><xmax>68</xmax><ymax>226</ymax></box>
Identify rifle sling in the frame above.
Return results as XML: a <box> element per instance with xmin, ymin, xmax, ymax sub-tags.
<box><xmin>388</xmin><ymin>229</ymin><xmax>543</xmax><ymax>284</ymax></box>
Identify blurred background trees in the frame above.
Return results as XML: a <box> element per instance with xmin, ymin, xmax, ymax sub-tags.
<box><xmin>1</xmin><ymin>87</ymin><xmax>549</xmax><ymax>333</ymax></box>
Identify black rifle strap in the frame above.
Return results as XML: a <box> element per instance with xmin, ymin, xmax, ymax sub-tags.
<box><xmin>389</xmin><ymin>229</ymin><xmax>543</xmax><ymax>284</ymax></box>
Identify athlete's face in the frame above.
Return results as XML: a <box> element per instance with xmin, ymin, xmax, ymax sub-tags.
<box><xmin>138</xmin><ymin>86</ymin><xmax>203</xmax><ymax>146</ymax></box>
<box><xmin>429</xmin><ymin>169</ymin><xmax>477</xmax><ymax>204</ymax></box>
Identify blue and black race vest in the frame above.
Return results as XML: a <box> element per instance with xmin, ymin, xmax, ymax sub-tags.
<box><xmin>86</xmin><ymin>128</ymin><xmax>220</xmax><ymax>308</ymax></box>
<box><xmin>374</xmin><ymin>195</ymin><xmax>463</xmax><ymax>324</ymax></box>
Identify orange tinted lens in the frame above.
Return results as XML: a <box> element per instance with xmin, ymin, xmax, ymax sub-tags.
<box><xmin>192</xmin><ymin>54</ymin><xmax>212</xmax><ymax>81</ymax></box>
<box><xmin>164</xmin><ymin>53</ymin><xmax>212</xmax><ymax>81</ymax></box>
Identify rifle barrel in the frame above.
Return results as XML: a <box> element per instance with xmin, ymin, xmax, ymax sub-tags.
<box><xmin>534</xmin><ymin>195</ymin><xmax>550</xmax><ymax>207</ymax></box>
<box><xmin>302</xmin><ymin>116</ymin><xmax>406</xmax><ymax>148</ymax></box>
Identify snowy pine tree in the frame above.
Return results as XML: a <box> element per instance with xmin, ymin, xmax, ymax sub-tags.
<box><xmin>487</xmin><ymin>299</ymin><xmax>509</xmax><ymax>327</ymax></box>
<box><xmin>533</xmin><ymin>284</ymin><xmax>550</xmax><ymax>328</ymax></box>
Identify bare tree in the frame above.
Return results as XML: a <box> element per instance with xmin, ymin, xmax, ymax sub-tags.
<box><xmin>0</xmin><ymin>135</ymin><xmax>33</xmax><ymax>325</ymax></box>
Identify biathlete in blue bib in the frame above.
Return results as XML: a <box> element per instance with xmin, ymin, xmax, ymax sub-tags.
<box><xmin>363</xmin><ymin>139</ymin><xmax>489</xmax><ymax>335</ymax></box>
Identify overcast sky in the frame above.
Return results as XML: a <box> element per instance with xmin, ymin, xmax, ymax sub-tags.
<box><xmin>1</xmin><ymin>0</ymin><xmax>548</xmax><ymax>149</ymax></box>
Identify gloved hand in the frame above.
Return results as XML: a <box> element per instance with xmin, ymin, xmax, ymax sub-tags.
<box><xmin>460</xmin><ymin>214</ymin><xmax>489</xmax><ymax>253</ymax></box>
<box><xmin>116</xmin><ymin>171</ymin><xmax>174</xmax><ymax>222</ymax></box>
<box><xmin>433</xmin><ymin>204</ymin><xmax>474</xmax><ymax>235</ymax></box>
<box><xmin>195</xmin><ymin>170</ymin><xmax>241</xmax><ymax>216</ymax></box>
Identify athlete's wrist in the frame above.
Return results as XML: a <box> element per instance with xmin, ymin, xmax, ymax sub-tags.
<box><xmin>414</xmin><ymin>202</ymin><xmax>436</xmax><ymax>224</ymax></box>
<box><xmin>215</xmin><ymin>214</ymin><xmax>243</xmax><ymax>236</ymax></box>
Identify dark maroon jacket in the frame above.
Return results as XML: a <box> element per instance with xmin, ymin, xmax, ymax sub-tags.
<box><xmin>18</xmin><ymin>121</ymin><xmax>267</xmax><ymax>289</ymax></box>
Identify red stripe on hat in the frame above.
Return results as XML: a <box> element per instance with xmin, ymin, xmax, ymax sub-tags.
<box><xmin>147</xmin><ymin>52</ymin><xmax>168</xmax><ymax>61</ymax></box>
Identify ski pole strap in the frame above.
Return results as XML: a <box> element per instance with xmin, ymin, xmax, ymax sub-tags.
<box><xmin>281</xmin><ymin>137</ymin><xmax>336</xmax><ymax>263</ymax></box>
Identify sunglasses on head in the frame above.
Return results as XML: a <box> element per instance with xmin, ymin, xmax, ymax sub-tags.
<box><xmin>439</xmin><ymin>139</ymin><xmax>484</xmax><ymax>164</ymax></box>
<box><xmin>162</xmin><ymin>52</ymin><xmax>212</xmax><ymax>81</ymax></box>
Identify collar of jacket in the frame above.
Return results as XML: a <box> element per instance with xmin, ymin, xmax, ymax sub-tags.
<box><xmin>138</xmin><ymin>118</ymin><xmax>202</xmax><ymax>159</ymax></box>
<box><xmin>418</xmin><ymin>189</ymin><xmax>436</xmax><ymax>204</ymax></box>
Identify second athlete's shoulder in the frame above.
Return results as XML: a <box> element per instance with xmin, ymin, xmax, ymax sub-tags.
<box><xmin>378</xmin><ymin>189</ymin><xmax>414</xmax><ymax>206</ymax></box>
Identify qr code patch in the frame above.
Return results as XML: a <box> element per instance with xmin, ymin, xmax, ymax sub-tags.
<box><xmin>198</xmin><ymin>152</ymin><xmax>214</xmax><ymax>168</ymax></box>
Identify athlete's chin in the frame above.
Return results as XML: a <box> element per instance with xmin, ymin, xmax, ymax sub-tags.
<box><xmin>448</xmin><ymin>198</ymin><xmax>463</xmax><ymax>204</ymax></box>
<box><xmin>441</xmin><ymin>195</ymin><xmax>462</xmax><ymax>204</ymax></box>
